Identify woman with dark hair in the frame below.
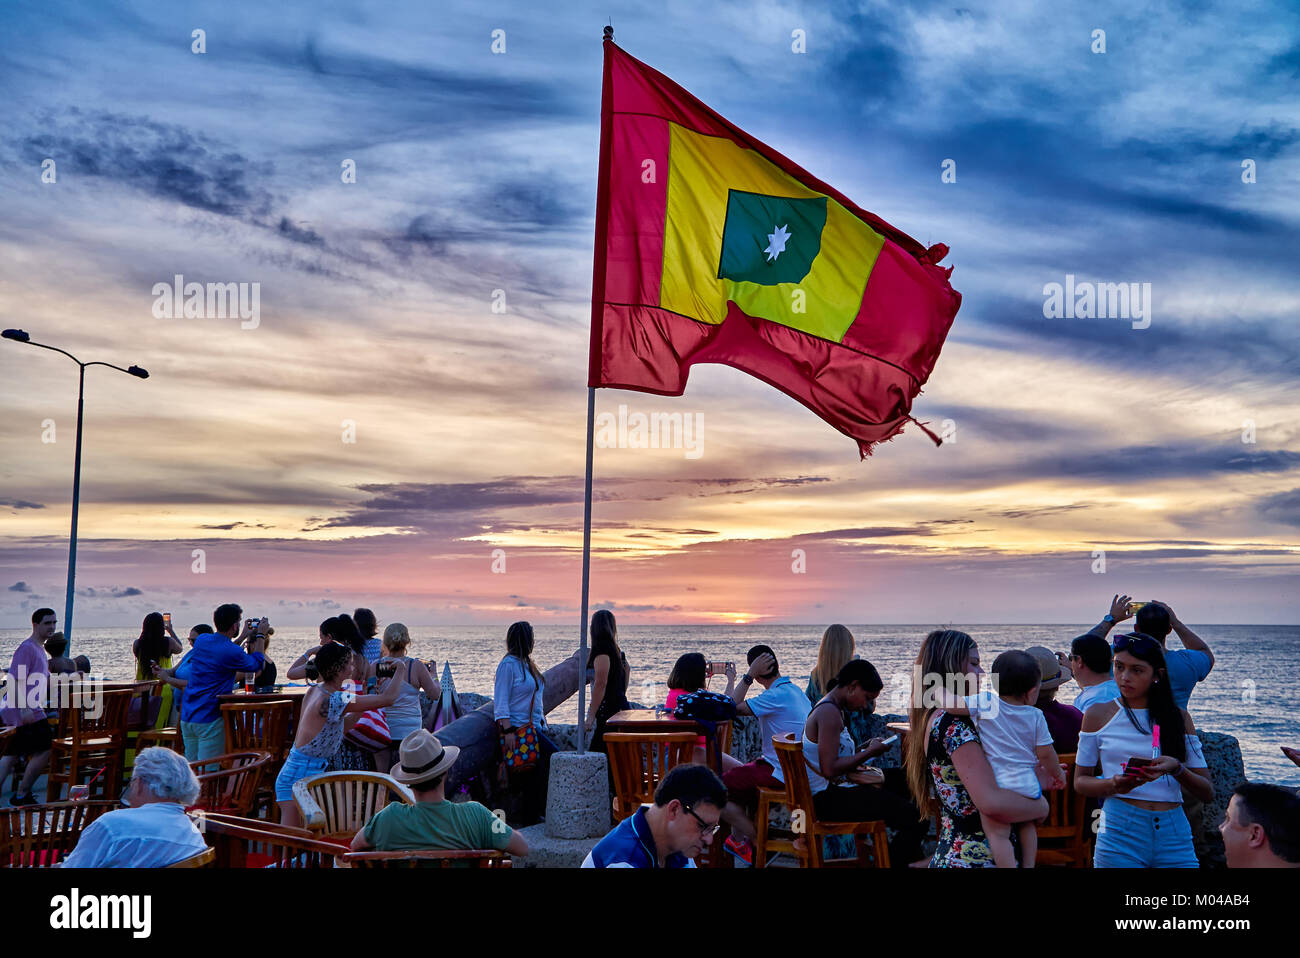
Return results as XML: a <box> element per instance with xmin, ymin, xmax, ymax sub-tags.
<box><xmin>275</xmin><ymin>642</ymin><xmax>402</xmax><ymax>828</ymax></box>
<box><xmin>493</xmin><ymin>621</ymin><xmax>556</xmax><ymax>824</ymax></box>
<box><xmin>133</xmin><ymin>612</ymin><xmax>182</xmax><ymax>729</ymax></box>
<box><xmin>906</xmin><ymin>629</ymin><xmax>1052</xmax><ymax>867</ymax></box>
<box><xmin>286</xmin><ymin>614</ymin><xmax>380</xmax><ymax>771</ymax></box>
<box><xmin>1073</xmin><ymin>632</ymin><xmax>1213</xmax><ymax>867</ymax></box>
<box><xmin>804</xmin><ymin>659</ymin><xmax>925</xmax><ymax>866</ymax></box>
<box><xmin>665</xmin><ymin>653</ymin><xmax>740</xmax><ymax>771</ymax></box>
<box><xmin>583</xmin><ymin>609</ymin><xmax>630</xmax><ymax>753</ymax></box>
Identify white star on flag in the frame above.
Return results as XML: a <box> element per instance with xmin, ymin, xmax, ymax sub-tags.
<box><xmin>763</xmin><ymin>224</ymin><xmax>792</xmax><ymax>262</ymax></box>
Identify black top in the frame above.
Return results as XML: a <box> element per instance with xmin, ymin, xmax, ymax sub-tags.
<box><xmin>589</xmin><ymin>650</ymin><xmax>631</xmax><ymax>752</ymax></box>
<box><xmin>253</xmin><ymin>658</ymin><xmax>278</xmax><ymax>692</ymax></box>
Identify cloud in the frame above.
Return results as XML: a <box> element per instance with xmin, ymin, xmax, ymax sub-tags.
<box><xmin>8</xmin><ymin>581</ymin><xmax>33</xmax><ymax>593</ymax></box>
<box><xmin>1</xmin><ymin>499</ymin><xmax>45</xmax><ymax>510</ymax></box>
<box><xmin>1257</xmin><ymin>487</ymin><xmax>1300</xmax><ymax>527</ymax></box>
<box><xmin>18</xmin><ymin>109</ymin><xmax>276</xmax><ymax>217</ymax></box>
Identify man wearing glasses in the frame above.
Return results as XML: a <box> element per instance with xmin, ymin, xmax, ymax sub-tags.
<box><xmin>583</xmin><ymin>764</ymin><xmax>726</xmax><ymax>868</ymax></box>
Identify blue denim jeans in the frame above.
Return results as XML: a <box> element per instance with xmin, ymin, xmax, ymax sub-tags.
<box><xmin>1093</xmin><ymin>798</ymin><xmax>1199</xmax><ymax>868</ymax></box>
<box><xmin>275</xmin><ymin>747</ymin><xmax>331</xmax><ymax>803</ymax></box>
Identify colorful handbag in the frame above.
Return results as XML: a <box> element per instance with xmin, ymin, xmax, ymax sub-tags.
<box><xmin>498</xmin><ymin>687</ymin><xmax>541</xmax><ymax>772</ymax></box>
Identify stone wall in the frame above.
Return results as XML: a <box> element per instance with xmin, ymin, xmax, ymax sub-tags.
<box><xmin>1193</xmin><ymin>731</ymin><xmax>1247</xmax><ymax>868</ymax></box>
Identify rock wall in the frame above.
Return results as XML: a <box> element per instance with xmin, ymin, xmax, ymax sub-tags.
<box><xmin>1194</xmin><ymin>730</ymin><xmax>1247</xmax><ymax>868</ymax></box>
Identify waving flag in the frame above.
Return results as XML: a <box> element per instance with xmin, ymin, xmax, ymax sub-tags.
<box><xmin>588</xmin><ymin>38</ymin><xmax>962</xmax><ymax>457</ymax></box>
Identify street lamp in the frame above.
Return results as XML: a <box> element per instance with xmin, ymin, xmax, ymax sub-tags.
<box><xmin>2</xmin><ymin>329</ymin><xmax>148</xmax><ymax>652</ymax></box>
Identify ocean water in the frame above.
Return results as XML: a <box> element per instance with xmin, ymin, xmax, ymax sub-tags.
<box><xmin>5</xmin><ymin>623</ymin><xmax>1297</xmax><ymax>786</ymax></box>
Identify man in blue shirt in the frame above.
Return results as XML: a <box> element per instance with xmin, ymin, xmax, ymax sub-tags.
<box><xmin>176</xmin><ymin>603</ymin><xmax>268</xmax><ymax>763</ymax></box>
<box><xmin>1135</xmin><ymin>601</ymin><xmax>1214</xmax><ymax>710</ymax></box>
<box><xmin>583</xmin><ymin>764</ymin><xmax>725</xmax><ymax>868</ymax></box>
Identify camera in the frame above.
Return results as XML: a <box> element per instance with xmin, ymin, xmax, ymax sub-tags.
<box><xmin>375</xmin><ymin>661</ymin><xmax>397</xmax><ymax>679</ymax></box>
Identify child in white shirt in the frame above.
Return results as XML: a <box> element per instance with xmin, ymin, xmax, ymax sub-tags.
<box><xmin>946</xmin><ymin>649</ymin><xmax>1063</xmax><ymax>867</ymax></box>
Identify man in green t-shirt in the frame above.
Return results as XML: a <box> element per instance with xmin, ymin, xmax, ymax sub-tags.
<box><xmin>351</xmin><ymin>729</ymin><xmax>529</xmax><ymax>859</ymax></box>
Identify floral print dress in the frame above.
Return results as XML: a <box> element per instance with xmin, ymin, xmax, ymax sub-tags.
<box><xmin>927</xmin><ymin>711</ymin><xmax>994</xmax><ymax>868</ymax></box>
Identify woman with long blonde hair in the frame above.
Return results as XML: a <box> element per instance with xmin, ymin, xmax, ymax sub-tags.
<box><xmin>905</xmin><ymin>629</ymin><xmax>1049</xmax><ymax>867</ymax></box>
<box><xmin>805</xmin><ymin>625</ymin><xmax>877</xmax><ymax>750</ymax></box>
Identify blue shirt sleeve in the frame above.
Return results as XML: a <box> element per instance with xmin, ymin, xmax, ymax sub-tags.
<box><xmin>219</xmin><ymin>641</ymin><xmax>265</xmax><ymax>672</ymax></box>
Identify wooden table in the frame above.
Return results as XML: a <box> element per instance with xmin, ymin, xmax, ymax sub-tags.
<box><xmin>605</xmin><ymin>709</ymin><xmax>731</xmax><ymax>773</ymax></box>
<box><xmin>217</xmin><ymin>687</ymin><xmax>308</xmax><ymax>750</ymax></box>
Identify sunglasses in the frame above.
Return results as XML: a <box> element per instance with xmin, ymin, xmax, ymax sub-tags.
<box><xmin>1112</xmin><ymin>633</ymin><xmax>1159</xmax><ymax>653</ymax></box>
<box><xmin>681</xmin><ymin>801</ymin><xmax>720</xmax><ymax>838</ymax></box>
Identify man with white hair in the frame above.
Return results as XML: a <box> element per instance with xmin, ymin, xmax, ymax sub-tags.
<box><xmin>61</xmin><ymin>747</ymin><xmax>208</xmax><ymax>867</ymax></box>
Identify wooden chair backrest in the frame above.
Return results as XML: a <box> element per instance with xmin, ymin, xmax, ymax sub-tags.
<box><xmin>604</xmin><ymin>732</ymin><xmax>698</xmax><ymax>822</ymax></box>
<box><xmin>772</xmin><ymin>732</ymin><xmax>814</xmax><ymax>816</ymax></box>
<box><xmin>343</xmin><ymin>849</ymin><xmax>512</xmax><ymax>868</ymax></box>
<box><xmin>1039</xmin><ymin>752</ymin><xmax>1086</xmax><ymax>838</ymax></box>
<box><xmin>221</xmin><ymin>700</ymin><xmax>293</xmax><ymax>762</ymax></box>
<box><xmin>68</xmin><ymin>688</ymin><xmax>134</xmax><ymax>742</ymax></box>
<box><xmin>189</xmin><ymin>750</ymin><xmax>273</xmax><ymax>817</ymax></box>
<box><xmin>166</xmin><ymin>846</ymin><xmax>216</xmax><ymax>868</ymax></box>
<box><xmin>0</xmin><ymin>801</ymin><xmax>118</xmax><ymax>867</ymax></box>
<box><xmin>293</xmin><ymin>771</ymin><xmax>416</xmax><ymax>844</ymax></box>
<box><xmin>197</xmin><ymin>813</ymin><xmax>347</xmax><ymax>868</ymax></box>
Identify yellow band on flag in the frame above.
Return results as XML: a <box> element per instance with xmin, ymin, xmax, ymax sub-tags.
<box><xmin>661</xmin><ymin>123</ymin><xmax>886</xmax><ymax>344</ymax></box>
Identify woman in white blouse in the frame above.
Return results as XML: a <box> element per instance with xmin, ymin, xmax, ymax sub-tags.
<box><xmin>493</xmin><ymin>621</ymin><xmax>555</xmax><ymax>823</ymax></box>
<box><xmin>1073</xmin><ymin>632</ymin><xmax>1214</xmax><ymax>867</ymax></box>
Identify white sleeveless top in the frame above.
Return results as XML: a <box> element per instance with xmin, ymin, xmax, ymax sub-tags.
<box><xmin>803</xmin><ymin>701</ymin><xmax>856</xmax><ymax>794</ymax></box>
<box><xmin>1076</xmin><ymin>706</ymin><xmax>1206</xmax><ymax>803</ymax></box>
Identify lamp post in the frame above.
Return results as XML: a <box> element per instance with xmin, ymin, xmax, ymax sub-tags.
<box><xmin>2</xmin><ymin>329</ymin><xmax>148</xmax><ymax>653</ymax></box>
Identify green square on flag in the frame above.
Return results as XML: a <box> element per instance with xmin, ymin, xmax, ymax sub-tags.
<box><xmin>717</xmin><ymin>190</ymin><xmax>827</xmax><ymax>285</ymax></box>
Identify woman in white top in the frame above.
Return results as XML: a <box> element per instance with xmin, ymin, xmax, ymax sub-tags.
<box><xmin>803</xmin><ymin>659</ymin><xmax>927</xmax><ymax>867</ymax></box>
<box><xmin>493</xmin><ymin>621</ymin><xmax>556</xmax><ymax>824</ymax></box>
<box><xmin>1074</xmin><ymin>632</ymin><xmax>1214</xmax><ymax>867</ymax></box>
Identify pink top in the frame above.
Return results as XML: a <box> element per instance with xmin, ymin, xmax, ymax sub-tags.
<box><xmin>2</xmin><ymin>637</ymin><xmax>50</xmax><ymax>725</ymax></box>
<box><xmin>665</xmin><ymin>688</ymin><xmax>707</xmax><ymax>746</ymax></box>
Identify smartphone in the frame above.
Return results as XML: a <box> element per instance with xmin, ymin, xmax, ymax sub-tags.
<box><xmin>1122</xmin><ymin>756</ymin><xmax>1156</xmax><ymax>775</ymax></box>
<box><xmin>1129</xmin><ymin>600</ymin><xmax>1148</xmax><ymax>613</ymax></box>
<box><xmin>708</xmin><ymin>661</ymin><xmax>733</xmax><ymax>675</ymax></box>
<box><xmin>163</xmin><ymin>612</ymin><xmax>171</xmax><ymax>626</ymax></box>
<box><xmin>882</xmin><ymin>734</ymin><xmax>899</xmax><ymax>746</ymax></box>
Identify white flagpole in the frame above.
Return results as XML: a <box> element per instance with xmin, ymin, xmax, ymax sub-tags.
<box><xmin>577</xmin><ymin>385</ymin><xmax>596</xmax><ymax>753</ymax></box>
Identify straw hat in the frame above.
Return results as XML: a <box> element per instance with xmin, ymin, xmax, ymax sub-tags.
<box><xmin>390</xmin><ymin>729</ymin><xmax>459</xmax><ymax>786</ymax></box>
<box><xmin>1025</xmin><ymin>646</ymin><xmax>1072</xmax><ymax>691</ymax></box>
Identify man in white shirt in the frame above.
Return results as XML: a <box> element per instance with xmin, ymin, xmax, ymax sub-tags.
<box><xmin>1069</xmin><ymin>633</ymin><xmax>1120</xmax><ymax>713</ymax></box>
<box><xmin>719</xmin><ymin>645</ymin><xmax>810</xmax><ymax>863</ymax></box>
<box><xmin>61</xmin><ymin>747</ymin><xmax>207</xmax><ymax>868</ymax></box>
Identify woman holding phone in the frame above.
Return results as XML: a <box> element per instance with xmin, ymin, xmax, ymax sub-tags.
<box><xmin>1073</xmin><ymin>632</ymin><xmax>1213</xmax><ymax>867</ymax></box>
<box><xmin>805</xmin><ymin>658</ymin><xmax>926</xmax><ymax>867</ymax></box>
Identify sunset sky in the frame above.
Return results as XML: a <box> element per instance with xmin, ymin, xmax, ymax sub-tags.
<box><xmin>1</xmin><ymin>0</ymin><xmax>1297</xmax><ymax>630</ymax></box>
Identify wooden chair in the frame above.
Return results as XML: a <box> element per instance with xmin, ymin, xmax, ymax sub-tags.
<box><xmin>292</xmin><ymin>771</ymin><xmax>415</xmax><ymax>845</ymax></box>
<box><xmin>604</xmin><ymin>731</ymin><xmax>697</xmax><ymax>822</ymax></box>
<box><xmin>222</xmin><ymin>699</ymin><xmax>293</xmax><ymax>818</ymax></box>
<box><xmin>0</xmin><ymin>801</ymin><xmax>117</xmax><ymax>867</ymax></box>
<box><xmin>1036</xmin><ymin>752</ymin><xmax>1091</xmax><ymax>867</ymax></box>
<box><xmin>189</xmin><ymin>750</ymin><xmax>273</xmax><ymax>818</ymax></box>
<box><xmin>196</xmin><ymin>812</ymin><xmax>348</xmax><ymax>868</ymax></box>
<box><xmin>343</xmin><ymin>849</ymin><xmax>512</xmax><ymax>868</ymax></box>
<box><xmin>166</xmin><ymin>846</ymin><xmax>216</xmax><ymax>868</ymax></box>
<box><xmin>753</xmin><ymin>785</ymin><xmax>799</xmax><ymax>867</ymax></box>
<box><xmin>45</xmin><ymin>687</ymin><xmax>134</xmax><ymax>802</ymax></box>
<box><xmin>772</xmin><ymin>733</ymin><xmax>890</xmax><ymax>868</ymax></box>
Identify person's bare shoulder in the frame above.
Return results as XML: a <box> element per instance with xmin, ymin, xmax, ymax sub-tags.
<box><xmin>1081</xmin><ymin>699</ymin><xmax>1119</xmax><ymax>732</ymax></box>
